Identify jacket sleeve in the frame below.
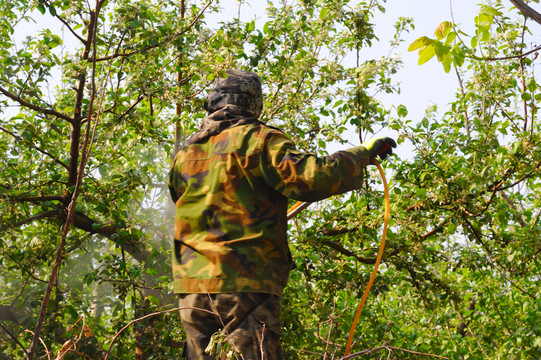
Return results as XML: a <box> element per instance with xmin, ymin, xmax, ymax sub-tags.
<box><xmin>260</xmin><ymin>130</ymin><xmax>371</xmax><ymax>202</ymax></box>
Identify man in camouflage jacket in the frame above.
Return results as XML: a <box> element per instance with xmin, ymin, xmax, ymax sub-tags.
<box><xmin>169</xmin><ymin>69</ymin><xmax>396</xmax><ymax>359</ymax></box>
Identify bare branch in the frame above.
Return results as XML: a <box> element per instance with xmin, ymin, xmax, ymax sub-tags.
<box><xmin>0</xmin><ymin>321</ymin><xmax>29</xmax><ymax>357</ymax></box>
<box><xmin>509</xmin><ymin>0</ymin><xmax>541</xmax><ymax>26</ymax></box>
<box><xmin>104</xmin><ymin>307</ymin><xmax>217</xmax><ymax>360</ymax></box>
<box><xmin>0</xmin><ymin>86</ymin><xmax>73</xmax><ymax>123</ymax></box>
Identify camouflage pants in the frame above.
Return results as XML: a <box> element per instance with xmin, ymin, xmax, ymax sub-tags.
<box><xmin>178</xmin><ymin>293</ymin><xmax>284</xmax><ymax>360</ymax></box>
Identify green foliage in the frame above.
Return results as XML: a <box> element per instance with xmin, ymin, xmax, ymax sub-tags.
<box><xmin>1</xmin><ymin>0</ymin><xmax>540</xmax><ymax>359</ymax></box>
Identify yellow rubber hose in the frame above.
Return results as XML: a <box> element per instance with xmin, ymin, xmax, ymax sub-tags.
<box><xmin>285</xmin><ymin>160</ymin><xmax>390</xmax><ymax>357</ymax></box>
<box><xmin>343</xmin><ymin>159</ymin><xmax>389</xmax><ymax>356</ymax></box>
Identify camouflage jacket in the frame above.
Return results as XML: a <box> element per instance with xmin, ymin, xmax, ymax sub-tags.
<box><xmin>168</xmin><ymin>117</ymin><xmax>371</xmax><ymax>296</ymax></box>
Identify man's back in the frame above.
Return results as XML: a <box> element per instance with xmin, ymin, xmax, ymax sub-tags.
<box><xmin>169</xmin><ymin>122</ymin><xmax>291</xmax><ymax>296</ymax></box>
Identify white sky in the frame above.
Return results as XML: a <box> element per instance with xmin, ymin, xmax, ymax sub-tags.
<box><xmin>372</xmin><ymin>0</ymin><xmax>479</xmax><ymax>119</ymax></box>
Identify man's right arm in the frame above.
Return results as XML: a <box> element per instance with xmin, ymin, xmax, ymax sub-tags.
<box><xmin>259</xmin><ymin>131</ymin><xmax>371</xmax><ymax>202</ymax></box>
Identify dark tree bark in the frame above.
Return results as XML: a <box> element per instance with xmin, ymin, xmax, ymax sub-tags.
<box><xmin>509</xmin><ymin>0</ymin><xmax>541</xmax><ymax>25</ymax></box>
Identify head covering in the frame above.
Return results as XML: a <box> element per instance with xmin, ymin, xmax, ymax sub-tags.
<box><xmin>207</xmin><ymin>69</ymin><xmax>263</xmax><ymax>118</ymax></box>
<box><xmin>183</xmin><ymin>70</ymin><xmax>265</xmax><ymax>146</ymax></box>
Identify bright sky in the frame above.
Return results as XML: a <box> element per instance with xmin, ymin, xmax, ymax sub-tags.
<box><xmin>371</xmin><ymin>0</ymin><xmax>478</xmax><ymax>125</ymax></box>
<box><xmin>365</xmin><ymin>0</ymin><xmax>480</xmax><ymax>152</ymax></box>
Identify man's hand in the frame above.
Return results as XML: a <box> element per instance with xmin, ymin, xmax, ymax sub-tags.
<box><xmin>361</xmin><ymin>137</ymin><xmax>397</xmax><ymax>162</ymax></box>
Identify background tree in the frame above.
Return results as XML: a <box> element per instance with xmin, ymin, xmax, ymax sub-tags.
<box><xmin>0</xmin><ymin>0</ymin><xmax>539</xmax><ymax>359</ymax></box>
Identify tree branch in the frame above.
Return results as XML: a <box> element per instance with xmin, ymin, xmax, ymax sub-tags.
<box><xmin>420</xmin><ymin>219</ymin><xmax>449</xmax><ymax>240</ymax></box>
<box><xmin>498</xmin><ymin>191</ymin><xmax>527</xmax><ymax>228</ymax></box>
<box><xmin>321</xmin><ymin>239</ymin><xmax>376</xmax><ymax>264</ymax></box>
<box><xmin>0</xmin><ymin>125</ymin><xmax>70</xmax><ymax>171</ymax></box>
<box><xmin>496</xmin><ymin>161</ymin><xmax>541</xmax><ymax>191</ymax></box>
<box><xmin>0</xmin><ymin>210</ymin><xmax>58</xmax><ymax>233</ymax></box>
<box><xmin>0</xmin><ymin>86</ymin><xmax>73</xmax><ymax>123</ymax></box>
<box><xmin>28</xmin><ymin>7</ymin><xmax>101</xmax><ymax>358</ymax></box>
<box><xmin>473</xmin><ymin>44</ymin><xmax>541</xmax><ymax>61</ymax></box>
<box><xmin>340</xmin><ymin>343</ymin><xmax>449</xmax><ymax>360</ymax></box>
<box><xmin>0</xmin><ymin>321</ymin><xmax>29</xmax><ymax>357</ymax></box>
<box><xmin>94</xmin><ymin>1</ymin><xmax>212</xmax><ymax>62</ymax></box>
<box><xmin>41</xmin><ymin>0</ymin><xmax>86</xmax><ymax>43</ymax></box>
<box><xmin>104</xmin><ymin>306</ymin><xmax>217</xmax><ymax>360</ymax></box>
<box><xmin>11</xmin><ymin>195</ymin><xmax>65</xmax><ymax>203</ymax></box>
<box><xmin>509</xmin><ymin>0</ymin><xmax>541</xmax><ymax>26</ymax></box>
<box><xmin>69</xmin><ymin>211</ymin><xmax>150</xmax><ymax>264</ymax></box>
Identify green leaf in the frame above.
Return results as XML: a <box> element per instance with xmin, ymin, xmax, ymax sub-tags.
<box><xmin>480</xmin><ymin>5</ymin><xmax>502</xmax><ymax>17</ymax></box>
<box><xmin>146</xmin><ymin>294</ymin><xmax>160</xmax><ymax>306</ymax></box>
<box><xmin>320</xmin><ymin>7</ymin><xmax>328</xmax><ymax>20</ymax></box>
<box><xmin>471</xmin><ymin>35</ymin><xmax>478</xmax><ymax>49</ymax></box>
<box><xmin>434</xmin><ymin>42</ymin><xmax>450</xmax><ymax>61</ymax></box>
<box><xmin>442</xmin><ymin>54</ymin><xmax>452</xmax><ymax>73</ymax></box>
<box><xmin>452</xmin><ymin>47</ymin><xmax>465</xmax><ymax>67</ymax></box>
<box><xmin>397</xmin><ymin>105</ymin><xmax>408</xmax><ymax>118</ymax></box>
<box><xmin>37</xmin><ymin>3</ymin><xmax>46</xmax><ymax>14</ymax></box>
<box><xmin>49</xmin><ymin>5</ymin><xmax>57</xmax><ymax>16</ymax></box>
<box><xmin>418</xmin><ymin>44</ymin><xmax>436</xmax><ymax>65</ymax></box>
<box><xmin>408</xmin><ymin>36</ymin><xmax>432</xmax><ymax>52</ymax></box>
<box><xmin>263</xmin><ymin>21</ymin><xmax>271</xmax><ymax>35</ymax></box>
<box><xmin>445</xmin><ymin>32</ymin><xmax>457</xmax><ymax>45</ymax></box>
<box><xmin>447</xmin><ymin>222</ymin><xmax>457</xmax><ymax>234</ymax></box>
<box><xmin>434</xmin><ymin>21</ymin><xmax>453</xmax><ymax>40</ymax></box>
<box><xmin>476</xmin><ymin>14</ymin><xmax>493</xmax><ymax>28</ymax></box>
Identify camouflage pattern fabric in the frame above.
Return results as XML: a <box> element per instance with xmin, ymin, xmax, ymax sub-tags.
<box><xmin>206</xmin><ymin>69</ymin><xmax>263</xmax><ymax>118</ymax></box>
<box><xmin>168</xmin><ymin>69</ymin><xmax>372</xmax><ymax>295</ymax></box>
<box><xmin>168</xmin><ymin>121</ymin><xmax>371</xmax><ymax>295</ymax></box>
<box><xmin>178</xmin><ymin>293</ymin><xmax>283</xmax><ymax>360</ymax></box>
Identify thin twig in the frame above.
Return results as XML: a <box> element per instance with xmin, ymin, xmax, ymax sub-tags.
<box><xmin>340</xmin><ymin>344</ymin><xmax>450</xmax><ymax>360</ymax></box>
<box><xmin>0</xmin><ymin>125</ymin><xmax>70</xmax><ymax>170</ymax></box>
<box><xmin>0</xmin><ymin>86</ymin><xmax>73</xmax><ymax>123</ymax></box>
<box><xmin>25</xmin><ymin>329</ymin><xmax>51</xmax><ymax>360</ymax></box>
<box><xmin>472</xmin><ymin>45</ymin><xmax>541</xmax><ymax>62</ymax></box>
<box><xmin>40</xmin><ymin>0</ymin><xmax>86</xmax><ymax>43</ymax></box>
<box><xmin>94</xmin><ymin>1</ymin><xmax>212</xmax><ymax>62</ymax></box>
<box><xmin>0</xmin><ymin>322</ymin><xmax>29</xmax><ymax>357</ymax></box>
<box><xmin>104</xmin><ymin>306</ymin><xmax>216</xmax><ymax>360</ymax></box>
